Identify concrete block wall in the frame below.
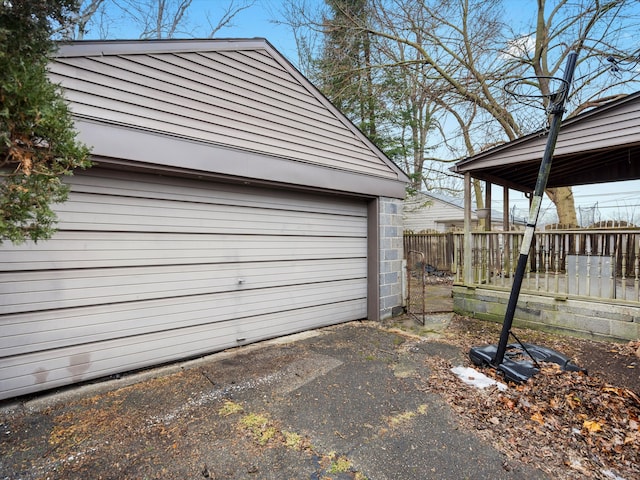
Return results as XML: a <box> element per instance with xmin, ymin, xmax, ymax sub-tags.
<box><xmin>453</xmin><ymin>285</ymin><xmax>640</xmax><ymax>342</ymax></box>
<box><xmin>379</xmin><ymin>197</ymin><xmax>404</xmax><ymax>320</ymax></box>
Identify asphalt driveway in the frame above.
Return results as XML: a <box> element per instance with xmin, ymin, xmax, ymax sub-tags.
<box><xmin>0</xmin><ymin>322</ymin><xmax>548</xmax><ymax>480</ymax></box>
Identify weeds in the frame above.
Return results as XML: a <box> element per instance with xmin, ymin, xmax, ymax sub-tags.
<box><xmin>218</xmin><ymin>400</ymin><xmax>243</xmax><ymax>417</ymax></box>
<box><xmin>239</xmin><ymin>413</ymin><xmax>277</xmax><ymax>445</ymax></box>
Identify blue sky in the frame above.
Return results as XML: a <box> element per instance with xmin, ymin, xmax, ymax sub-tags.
<box><xmin>85</xmin><ymin>0</ymin><xmax>303</xmax><ymax>61</ymax></box>
<box><xmin>193</xmin><ymin>0</ymin><xmax>300</xmax><ymax>59</ymax></box>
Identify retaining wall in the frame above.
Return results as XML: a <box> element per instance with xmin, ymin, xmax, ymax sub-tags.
<box><xmin>453</xmin><ymin>285</ymin><xmax>640</xmax><ymax>342</ymax></box>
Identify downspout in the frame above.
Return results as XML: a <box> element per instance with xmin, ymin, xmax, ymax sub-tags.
<box><xmin>503</xmin><ymin>187</ymin><xmax>510</xmax><ymax>232</ymax></box>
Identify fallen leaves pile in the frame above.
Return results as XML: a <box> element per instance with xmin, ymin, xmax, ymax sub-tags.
<box><xmin>427</xmin><ymin>358</ymin><xmax>640</xmax><ymax>479</ymax></box>
<box><xmin>614</xmin><ymin>340</ymin><xmax>640</xmax><ymax>359</ymax></box>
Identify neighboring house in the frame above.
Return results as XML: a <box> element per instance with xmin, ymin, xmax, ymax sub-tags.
<box><xmin>403</xmin><ymin>191</ymin><xmax>505</xmax><ymax>232</ymax></box>
<box><xmin>0</xmin><ymin>39</ymin><xmax>409</xmax><ymax>400</ymax></box>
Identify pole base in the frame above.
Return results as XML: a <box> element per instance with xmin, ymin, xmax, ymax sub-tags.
<box><xmin>469</xmin><ymin>343</ymin><xmax>586</xmax><ymax>383</ymax></box>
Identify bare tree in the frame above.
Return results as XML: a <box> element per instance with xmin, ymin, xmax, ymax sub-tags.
<box><xmin>112</xmin><ymin>0</ymin><xmax>193</xmax><ymax>39</ymax></box>
<box><xmin>206</xmin><ymin>0</ymin><xmax>256</xmax><ymax>38</ymax></box>
<box><xmin>293</xmin><ymin>0</ymin><xmax>640</xmax><ymax>224</ymax></box>
<box><xmin>279</xmin><ymin>0</ymin><xmax>449</xmax><ymax>193</ymax></box>
<box><xmin>376</xmin><ymin>26</ymin><xmax>445</xmax><ymax>193</ymax></box>
<box><xmin>72</xmin><ymin>0</ymin><xmax>256</xmax><ymax>40</ymax></box>
<box><xmin>58</xmin><ymin>0</ymin><xmax>107</xmax><ymax>39</ymax></box>
<box><xmin>508</xmin><ymin>0</ymin><xmax>640</xmax><ymax>226</ymax></box>
<box><xmin>275</xmin><ymin>0</ymin><xmax>327</xmax><ymax>74</ymax></box>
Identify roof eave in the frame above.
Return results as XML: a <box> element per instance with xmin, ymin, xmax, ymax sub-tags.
<box><xmin>55</xmin><ymin>38</ymin><xmax>271</xmax><ymax>57</ymax></box>
<box><xmin>452</xmin><ymin>91</ymin><xmax>640</xmax><ymax>173</ymax></box>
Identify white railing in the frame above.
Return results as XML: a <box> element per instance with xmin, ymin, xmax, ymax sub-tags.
<box><xmin>453</xmin><ymin>230</ymin><xmax>640</xmax><ymax>303</ymax></box>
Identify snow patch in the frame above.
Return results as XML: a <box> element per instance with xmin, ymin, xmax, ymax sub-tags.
<box><xmin>602</xmin><ymin>469</ymin><xmax>627</xmax><ymax>480</ymax></box>
<box><xmin>451</xmin><ymin>366</ymin><xmax>507</xmax><ymax>391</ymax></box>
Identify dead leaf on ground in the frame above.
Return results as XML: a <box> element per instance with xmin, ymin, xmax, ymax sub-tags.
<box><xmin>582</xmin><ymin>420</ymin><xmax>603</xmax><ymax>433</ymax></box>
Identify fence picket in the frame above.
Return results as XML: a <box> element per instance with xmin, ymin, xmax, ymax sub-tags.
<box><xmin>404</xmin><ymin>229</ymin><xmax>640</xmax><ymax>304</ymax></box>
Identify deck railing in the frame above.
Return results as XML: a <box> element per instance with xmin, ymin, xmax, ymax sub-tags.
<box><xmin>450</xmin><ymin>229</ymin><xmax>640</xmax><ymax>303</ymax></box>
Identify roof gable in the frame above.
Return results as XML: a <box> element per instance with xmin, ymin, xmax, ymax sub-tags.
<box><xmin>453</xmin><ymin>92</ymin><xmax>640</xmax><ymax>191</ymax></box>
<box><xmin>52</xmin><ymin>39</ymin><xmax>408</xmax><ymax>197</ymax></box>
<box><xmin>404</xmin><ymin>191</ymin><xmax>504</xmax><ymax>215</ymax></box>
<box><xmin>403</xmin><ymin>191</ymin><xmax>507</xmax><ymax>232</ymax></box>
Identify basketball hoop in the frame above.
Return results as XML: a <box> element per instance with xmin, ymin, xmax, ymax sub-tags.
<box><xmin>504</xmin><ymin>75</ymin><xmax>570</xmax><ymax>113</ymax></box>
<box><xmin>470</xmin><ymin>52</ymin><xmax>583</xmax><ymax>382</ymax></box>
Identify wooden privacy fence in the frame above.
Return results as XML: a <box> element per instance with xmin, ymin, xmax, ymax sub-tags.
<box><xmin>403</xmin><ymin>232</ymin><xmax>454</xmax><ymax>272</ymax></box>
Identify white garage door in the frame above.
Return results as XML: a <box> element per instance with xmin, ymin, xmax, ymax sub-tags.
<box><xmin>0</xmin><ymin>169</ymin><xmax>368</xmax><ymax>400</ymax></box>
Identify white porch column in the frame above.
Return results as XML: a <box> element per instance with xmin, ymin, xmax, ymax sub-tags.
<box><xmin>464</xmin><ymin>172</ymin><xmax>474</xmax><ymax>285</ymax></box>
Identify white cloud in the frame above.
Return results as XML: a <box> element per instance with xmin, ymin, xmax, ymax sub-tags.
<box><xmin>501</xmin><ymin>33</ymin><xmax>536</xmax><ymax>59</ymax></box>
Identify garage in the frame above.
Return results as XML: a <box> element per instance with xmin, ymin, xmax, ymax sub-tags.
<box><xmin>0</xmin><ymin>39</ymin><xmax>408</xmax><ymax>400</ymax></box>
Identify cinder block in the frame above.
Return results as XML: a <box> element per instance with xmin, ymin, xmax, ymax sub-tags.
<box><xmin>380</xmin><ymin>285</ymin><xmax>393</xmax><ymax>297</ymax></box>
<box><xmin>385</xmin><ymin>226</ymin><xmax>400</xmax><ymax>238</ymax></box>
<box><xmin>384</xmin><ymin>249</ymin><xmax>399</xmax><ymax>261</ymax></box>
<box><xmin>610</xmin><ymin>319</ymin><xmax>639</xmax><ymax>339</ymax></box>
<box><xmin>452</xmin><ymin>287</ymin><xmax>640</xmax><ymax>341</ymax></box>
<box><xmin>382</xmin><ymin>295</ymin><xmax>401</xmax><ymax>309</ymax></box>
<box><xmin>383</xmin><ymin>200</ymin><xmax>399</xmax><ymax>214</ymax></box>
<box><xmin>383</xmin><ymin>272</ymin><xmax>399</xmax><ymax>285</ymax></box>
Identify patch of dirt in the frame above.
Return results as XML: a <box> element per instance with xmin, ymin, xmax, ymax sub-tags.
<box><xmin>410</xmin><ymin>313</ymin><xmax>640</xmax><ymax>480</ymax></box>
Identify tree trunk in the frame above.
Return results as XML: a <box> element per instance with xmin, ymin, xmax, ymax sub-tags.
<box><xmin>546</xmin><ymin>186</ymin><xmax>578</xmax><ymax>227</ymax></box>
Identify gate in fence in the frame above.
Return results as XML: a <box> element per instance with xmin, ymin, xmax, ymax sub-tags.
<box><xmin>406</xmin><ymin>250</ymin><xmax>427</xmax><ymax>324</ymax></box>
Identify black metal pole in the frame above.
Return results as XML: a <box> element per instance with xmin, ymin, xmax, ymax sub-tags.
<box><xmin>492</xmin><ymin>51</ymin><xmax>579</xmax><ymax>367</ymax></box>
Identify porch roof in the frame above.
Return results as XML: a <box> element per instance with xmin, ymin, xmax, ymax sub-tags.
<box><xmin>451</xmin><ymin>91</ymin><xmax>640</xmax><ymax>192</ymax></box>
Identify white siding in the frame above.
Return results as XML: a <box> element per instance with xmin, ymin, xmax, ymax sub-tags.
<box><xmin>403</xmin><ymin>193</ymin><xmax>475</xmax><ymax>232</ymax></box>
<box><xmin>0</xmin><ymin>169</ymin><xmax>368</xmax><ymax>400</ymax></box>
<box><xmin>403</xmin><ymin>193</ymin><xmax>506</xmax><ymax>232</ymax></box>
<box><xmin>404</xmin><ymin>195</ymin><xmax>455</xmax><ymax>233</ymax></box>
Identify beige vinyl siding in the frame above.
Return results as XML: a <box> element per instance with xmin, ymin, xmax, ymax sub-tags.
<box><xmin>48</xmin><ymin>48</ymin><xmax>397</xmax><ymax>178</ymax></box>
<box><xmin>553</xmin><ymin>108</ymin><xmax>640</xmax><ymax>157</ymax></box>
<box><xmin>0</xmin><ymin>169</ymin><xmax>368</xmax><ymax>400</ymax></box>
<box><xmin>64</xmin><ymin>169</ymin><xmax>363</xmax><ymax>215</ymax></box>
<box><xmin>470</xmin><ymin>98</ymin><xmax>640</xmax><ymax>167</ymax></box>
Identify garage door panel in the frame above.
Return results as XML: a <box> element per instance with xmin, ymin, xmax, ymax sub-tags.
<box><xmin>1</xmin><ymin>258</ymin><xmax>366</xmax><ymax>314</ymax></box>
<box><xmin>66</xmin><ymin>170</ymin><xmax>368</xmax><ymax>217</ymax></box>
<box><xmin>56</xmin><ymin>192</ymin><xmax>367</xmax><ymax>236</ymax></box>
<box><xmin>1</xmin><ymin>279</ymin><xmax>367</xmax><ymax>357</ymax></box>
<box><xmin>0</xmin><ymin>233</ymin><xmax>365</xmax><ymax>271</ymax></box>
<box><xmin>0</xmin><ymin>300</ymin><xmax>367</xmax><ymax>400</ymax></box>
